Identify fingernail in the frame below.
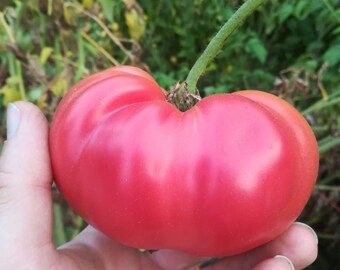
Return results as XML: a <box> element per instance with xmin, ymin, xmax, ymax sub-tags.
<box><xmin>294</xmin><ymin>222</ymin><xmax>319</xmax><ymax>244</ymax></box>
<box><xmin>6</xmin><ymin>103</ymin><xmax>21</xmax><ymax>140</ymax></box>
<box><xmin>274</xmin><ymin>255</ymin><xmax>295</xmax><ymax>270</ymax></box>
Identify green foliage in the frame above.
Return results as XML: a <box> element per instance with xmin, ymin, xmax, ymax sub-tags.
<box><xmin>0</xmin><ymin>0</ymin><xmax>339</xmax><ymax>269</ymax></box>
<box><xmin>140</xmin><ymin>0</ymin><xmax>340</xmax><ymax>99</ymax></box>
<box><xmin>98</xmin><ymin>0</ymin><xmax>115</xmax><ymax>22</ymax></box>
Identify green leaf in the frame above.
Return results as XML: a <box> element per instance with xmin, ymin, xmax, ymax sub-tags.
<box><xmin>51</xmin><ymin>77</ymin><xmax>68</xmax><ymax>97</ymax></box>
<box><xmin>304</xmin><ymin>59</ymin><xmax>318</xmax><ymax>71</ymax></box>
<box><xmin>63</xmin><ymin>5</ymin><xmax>77</xmax><ymax>26</ymax></box>
<box><xmin>98</xmin><ymin>0</ymin><xmax>114</xmax><ymax>22</ymax></box>
<box><xmin>40</xmin><ymin>47</ymin><xmax>53</xmax><ymax>66</ymax></box>
<box><xmin>0</xmin><ymin>84</ymin><xmax>21</xmax><ymax>105</ymax></box>
<box><xmin>124</xmin><ymin>8</ymin><xmax>146</xmax><ymax>41</ymax></box>
<box><xmin>82</xmin><ymin>0</ymin><xmax>93</xmax><ymax>9</ymax></box>
<box><xmin>332</xmin><ymin>27</ymin><xmax>340</xmax><ymax>35</ymax></box>
<box><xmin>245</xmin><ymin>37</ymin><xmax>267</xmax><ymax>64</ymax></box>
<box><xmin>203</xmin><ymin>85</ymin><xmax>227</xmax><ymax>95</ymax></box>
<box><xmin>302</xmin><ymin>92</ymin><xmax>340</xmax><ymax>115</ymax></box>
<box><xmin>294</xmin><ymin>0</ymin><xmax>309</xmax><ymax>18</ymax></box>
<box><xmin>53</xmin><ymin>203</ymin><xmax>67</xmax><ymax>246</ymax></box>
<box><xmin>323</xmin><ymin>44</ymin><xmax>340</xmax><ymax>66</ymax></box>
<box><xmin>27</xmin><ymin>86</ymin><xmax>44</xmax><ymax>102</ymax></box>
<box><xmin>278</xmin><ymin>3</ymin><xmax>294</xmax><ymax>23</ymax></box>
<box><xmin>318</xmin><ymin>136</ymin><xmax>340</xmax><ymax>154</ymax></box>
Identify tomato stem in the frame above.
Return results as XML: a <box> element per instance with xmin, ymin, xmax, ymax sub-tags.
<box><xmin>185</xmin><ymin>0</ymin><xmax>265</xmax><ymax>95</ymax></box>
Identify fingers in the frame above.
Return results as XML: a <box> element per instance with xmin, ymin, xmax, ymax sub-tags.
<box><xmin>252</xmin><ymin>256</ymin><xmax>294</xmax><ymax>270</ymax></box>
<box><xmin>204</xmin><ymin>222</ymin><xmax>318</xmax><ymax>270</ymax></box>
<box><xmin>0</xmin><ymin>102</ymin><xmax>52</xmax><ymax>185</ymax></box>
<box><xmin>59</xmin><ymin>226</ymin><xmax>162</xmax><ymax>270</ymax></box>
<box><xmin>140</xmin><ymin>222</ymin><xmax>318</xmax><ymax>270</ymax></box>
<box><xmin>149</xmin><ymin>249</ymin><xmax>208</xmax><ymax>270</ymax></box>
<box><xmin>0</xmin><ymin>102</ymin><xmax>53</xmax><ymax>257</ymax></box>
<box><xmin>60</xmin><ymin>226</ymin><xmax>209</xmax><ymax>270</ymax></box>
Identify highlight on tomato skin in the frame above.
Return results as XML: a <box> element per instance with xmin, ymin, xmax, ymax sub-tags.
<box><xmin>49</xmin><ymin>66</ymin><xmax>319</xmax><ymax>257</ymax></box>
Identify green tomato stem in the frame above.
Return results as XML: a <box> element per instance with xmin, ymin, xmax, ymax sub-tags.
<box><xmin>185</xmin><ymin>0</ymin><xmax>266</xmax><ymax>94</ymax></box>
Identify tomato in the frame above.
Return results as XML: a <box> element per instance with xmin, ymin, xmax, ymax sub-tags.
<box><xmin>49</xmin><ymin>66</ymin><xmax>319</xmax><ymax>257</ymax></box>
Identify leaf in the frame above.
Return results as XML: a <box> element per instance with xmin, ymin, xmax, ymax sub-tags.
<box><xmin>264</xmin><ymin>14</ymin><xmax>277</xmax><ymax>35</ymax></box>
<box><xmin>323</xmin><ymin>44</ymin><xmax>340</xmax><ymax>67</ymax></box>
<box><xmin>245</xmin><ymin>36</ymin><xmax>267</xmax><ymax>64</ymax></box>
<box><xmin>0</xmin><ymin>84</ymin><xmax>21</xmax><ymax>106</ymax></box>
<box><xmin>40</xmin><ymin>47</ymin><xmax>53</xmax><ymax>66</ymax></box>
<box><xmin>51</xmin><ymin>77</ymin><xmax>68</xmax><ymax>97</ymax></box>
<box><xmin>124</xmin><ymin>8</ymin><xmax>146</xmax><ymax>41</ymax></box>
<box><xmin>37</xmin><ymin>92</ymin><xmax>49</xmax><ymax>110</ymax></box>
<box><xmin>332</xmin><ymin>27</ymin><xmax>340</xmax><ymax>35</ymax></box>
<box><xmin>294</xmin><ymin>0</ymin><xmax>309</xmax><ymax>19</ymax></box>
<box><xmin>6</xmin><ymin>76</ymin><xmax>21</xmax><ymax>85</ymax></box>
<box><xmin>304</xmin><ymin>59</ymin><xmax>318</xmax><ymax>71</ymax></box>
<box><xmin>98</xmin><ymin>0</ymin><xmax>114</xmax><ymax>22</ymax></box>
<box><xmin>48</xmin><ymin>67</ymin><xmax>72</xmax><ymax>98</ymax></box>
<box><xmin>63</xmin><ymin>5</ymin><xmax>76</xmax><ymax>26</ymax></box>
<box><xmin>53</xmin><ymin>203</ymin><xmax>67</xmax><ymax>246</ymax></box>
<box><xmin>278</xmin><ymin>3</ymin><xmax>294</xmax><ymax>24</ymax></box>
<box><xmin>27</xmin><ymin>0</ymin><xmax>40</xmax><ymax>12</ymax></box>
<box><xmin>318</xmin><ymin>136</ymin><xmax>340</xmax><ymax>155</ymax></box>
<box><xmin>203</xmin><ymin>85</ymin><xmax>227</xmax><ymax>95</ymax></box>
<box><xmin>82</xmin><ymin>0</ymin><xmax>93</xmax><ymax>9</ymax></box>
<box><xmin>27</xmin><ymin>86</ymin><xmax>44</xmax><ymax>102</ymax></box>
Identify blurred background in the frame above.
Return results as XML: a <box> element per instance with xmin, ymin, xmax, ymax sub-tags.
<box><xmin>0</xmin><ymin>0</ymin><xmax>339</xmax><ymax>269</ymax></box>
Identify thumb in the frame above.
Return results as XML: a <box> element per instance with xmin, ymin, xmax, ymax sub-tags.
<box><xmin>0</xmin><ymin>102</ymin><xmax>53</xmax><ymax>257</ymax></box>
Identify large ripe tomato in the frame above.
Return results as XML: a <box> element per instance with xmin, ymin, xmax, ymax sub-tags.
<box><xmin>49</xmin><ymin>66</ymin><xmax>319</xmax><ymax>257</ymax></box>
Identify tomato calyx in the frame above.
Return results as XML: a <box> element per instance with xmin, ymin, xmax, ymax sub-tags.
<box><xmin>167</xmin><ymin>81</ymin><xmax>201</xmax><ymax>111</ymax></box>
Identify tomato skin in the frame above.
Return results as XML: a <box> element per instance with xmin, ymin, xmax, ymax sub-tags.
<box><xmin>49</xmin><ymin>66</ymin><xmax>319</xmax><ymax>257</ymax></box>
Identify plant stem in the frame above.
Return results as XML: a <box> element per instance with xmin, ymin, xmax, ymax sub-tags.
<box><xmin>16</xmin><ymin>60</ymin><xmax>27</xmax><ymax>100</ymax></box>
<box><xmin>0</xmin><ymin>11</ymin><xmax>15</xmax><ymax>43</ymax></box>
<box><xmin>65</xmin><ymin>2</ymin><xmax>134</xmax><ymax>63</ymax></box>
<box><xmin>185</xmin><ymin>0</ymin><xmax>265</xmax><ymax>94</ymax></box>
<box><xmin>81</xmin><ymin>31</ymin><xmax>120</xmax><ymax>66</ymax></box>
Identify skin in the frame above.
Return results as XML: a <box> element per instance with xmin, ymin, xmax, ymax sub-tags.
<box><xmin>50</xmin><ymin>67</ymin><xmax>319</xmax><ymax>256</ymax></box>
<box><xmin>0</xmin><ymin>102</ymin><xmax>318</xmax><ymax>270</ymax></box>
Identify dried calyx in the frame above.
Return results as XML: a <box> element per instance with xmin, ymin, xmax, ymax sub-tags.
<box><xmin>166</xmin><ymin>82</ymin><xmax>201</xmax><ymax>112</ymax></box>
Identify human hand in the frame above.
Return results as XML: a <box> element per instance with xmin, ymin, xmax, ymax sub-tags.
<box><xmin>0</xmin><ymin>102</ymin><xmax>318</xmax><ymax>270</ymax></box>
